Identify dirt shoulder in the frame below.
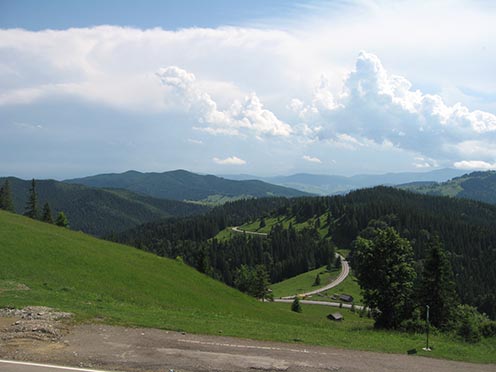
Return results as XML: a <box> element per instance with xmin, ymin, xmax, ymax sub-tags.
<box><xmin>0</xmin><ymin>308</ymin><xmax>494</xmax><ymax>372</ymax></box>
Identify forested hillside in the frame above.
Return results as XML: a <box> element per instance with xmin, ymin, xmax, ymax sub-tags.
<box><xmin>399</xmin><ymin>171</ymin><xmax>496</xmax><ymax>205</ymax></box>
<box><xmin>65</xmin><ymin>169</ymin><xmax>310</xmax><ymax>203</ymax></box>
<box><xmin>0</xmin><ymin>177</ymin><xmax>209</xmax><ymax>236</ymax></box>
<box><xmin>116</xmin><ymin>187</ymin><xmax>496</xmax><ymax>319</ymax></box>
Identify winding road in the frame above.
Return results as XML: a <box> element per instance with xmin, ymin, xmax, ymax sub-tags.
<box><xmin>231</xmin><ymin>225</ymin><xmax>352</xmax><ymax>307</ymax></box>
<box><xmin>279</xmin><ymin>254</ymin><xmax>350</xmax><ymax>300</ymax></box>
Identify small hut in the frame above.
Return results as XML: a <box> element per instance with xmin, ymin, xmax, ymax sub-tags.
<box><xmin>327</xmin><ymin>312</ymin><xmax>344</xmax><ymax>321</ymax></box>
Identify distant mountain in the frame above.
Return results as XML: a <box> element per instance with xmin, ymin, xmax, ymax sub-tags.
<box><xmin>0</xmin><ymin>177</ymin><xmax>209</xmax><ymax>236</ymax></box>
<box><xmin>220</xmin><ymin>168</ymin><xmax>467</xmax><ymax>195</ymax></box>
<box><xmin>65</xmin><ymin>169</ymin><xmax>310</xmax><ymax>202</ymax></box>
<box><xmin>398</xmin><ymin>171</ymin><xmax>496</xmax><ymax>205</ymax></box>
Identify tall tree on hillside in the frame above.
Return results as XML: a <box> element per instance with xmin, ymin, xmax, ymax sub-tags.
<box><xmin>251</xmin><ymin>265</ymin><xmax>272</xmax><ymax>301</ymax></box>
<box><xmin>24</xmin><ymin>179</ymin><xmax>38</xmax><ymax>219</ymax></box>
<box><xmin>353</xmin><ymin>227</ymin><xmax>416</xmax><ymax>329</ymax></box>
<box><xmin>417</xmin><ymin>236</ymin><xmax>459</xmax><ymax>329</ymax></box>
<box><xmin>0</xmin><ymin>179</ymin><xmax>15</xmax><ymax>212</ymax></box>
<box><xmin>41</xmin><ymin>202</ymin><xmax>54</xmax><ymax>224</ymax></box>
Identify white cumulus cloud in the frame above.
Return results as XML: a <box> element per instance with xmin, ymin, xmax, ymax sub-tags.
<box><xmin>156</xmin><ymin>66</ymin><xmax>292</xmax><ymax>137</ymax></box>
<box><xmin>293</xmin><ymin>51</ymin><xmax>496</xmax><ymax>166</ymax></box>
<box><xmin>213</xmin><ymin>156</ymin><xmax>246</xmax><ymax>165</ymax></box>
<box><xmin>302</xmin><ymin>155</ymin><xmax>322</xmax><ymax>164</ymax></box>
<box><xmin>454</xmin><ymin>160</ymin><xmax>496</xmax><ymax>170</ymax></box>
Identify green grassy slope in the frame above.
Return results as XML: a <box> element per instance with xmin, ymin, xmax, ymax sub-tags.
<box><xmin>1</xmin><ymin>210</ymin><xmax>495</xmax><ymax>363</ymax></box>
<box><xmin>398</xmin><ymin>171</ymin><xmax>496</xmax><ymax>204</ymax></box>
<box><xmin>0</xmin><ymin>177</ymin><xmax>209</xmax><ymax>236</ymax></box>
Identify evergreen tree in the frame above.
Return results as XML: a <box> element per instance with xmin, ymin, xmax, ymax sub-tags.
<box><xmin>41</xmin><ymin>202</ymin><xmax>53</xmax><ymax>224</ymax></box>
<box><xmin>55</xmin><ymin>211</ymin><xmax>69</xmax><ymax>228</ymax></box>
<box><xmin>335</xmin><ymin>256</ymin><xmax>342</xmax><ymax>269</ymax></box>
<box><xmin>418</xmin><ymin>236</ymin><xmax>459</xmax><ymax>329</ymax></box>
<box><xmin>24</xmin><ymin>179</ymin><xmax>38</xmax><ymax>219</ymax></box>
<box><xmin>259</xmin><ymin>217</ymin><xmax>266</xmax><ymax>229</ymax></box>
<box><xmin>0</xmin><ymin>180</ymin><xmax>13</xmax><ymax>211</ymax></box>
<box><xmin>313</xmin><ymin>273</ymin><xmax>321</xmax><ymax>286</ymax></box>
<box><xmin>353</xmin><ymin>227</ymin><xmax>416</xmax><ymax>329</ymax></box>
<box><xmin>291</xmin><ymin>297</ymin><xmax>302</xmax><ymax>313</ymax></box>
<box><xmin>251</xmin><ymin>264</ymin><xmax>271</xmax><ymax>301</ymax></box>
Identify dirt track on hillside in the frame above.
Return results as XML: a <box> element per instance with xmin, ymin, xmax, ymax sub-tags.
<box><xmin>1</xmin><ymin>315</ymin><xmax>495</xmax><ymax>372</ymax></box>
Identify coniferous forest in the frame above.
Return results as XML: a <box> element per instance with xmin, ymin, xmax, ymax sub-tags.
<box><xmin>115</xmin><ymin>187</ymin><xmax>496</xmax><ymax>321</ymax></box>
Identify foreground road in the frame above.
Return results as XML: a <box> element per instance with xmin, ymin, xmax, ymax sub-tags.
<box><xmin>0</xmin><ymin>359</ymin><xmax>114</xmax><ymax>372</ymax></box>
<box><xmin>1</xmin><ymin>324</ymin><xmax>493</xmax><ymax>372</ymax></box>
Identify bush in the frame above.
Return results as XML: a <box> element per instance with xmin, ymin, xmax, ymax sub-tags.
<box><xmin>480</xmin><ymin>321</ymin><xmax>496</xmax><ymax>338</ymax></box>
<box><xmin>453</xmin><ymin>305</ymin><xmax>486</xmax><ymax>343</ymax></box>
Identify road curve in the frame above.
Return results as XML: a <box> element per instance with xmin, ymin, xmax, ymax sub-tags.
<box><xmin>231</xmin><ymin>226</ymin><xmax>268</xmax><ymax>236</ymax></box>
<box><xmin>279</xmin><ymin>254</ymin><xmax>350</xmax><ymax>300</ymax></box>
<box><xmin>231</xmin><ymin>225</ymin><xmax>352</xmax><ymax>307</ymax></box>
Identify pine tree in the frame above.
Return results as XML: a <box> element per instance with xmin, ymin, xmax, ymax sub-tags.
<box><xmin>41</xmin><ymin>202</ymin><xmax>53</xmax><ymax>224</ymax></box>
<box><xmin>259</xmin><ymin>217</ymin><xmax>266</xmax><ymax>229</ymax></box>
<box><xmin>335</xmin><ymin>256</ymin><xmax>342</xmax><ymax>269</ymax></box>
<box><xmin>55</xmin><ymin>211</ymin><xmax>69</xmax><ymax>228</ymax></box>
<box><xmin>0</xmin><ymin>179</ymin><xmax>15</xmax><ymax>212</ymax></box>
<box><xmin>291</xmin><ymin>297</ymin><xmax>302</xmax><ymax>313</ymax></box>
<box><xmin>24</xmin><ymin>179</ymin><xmax>38</xmax><ymax>219</ymax></box>
<box><xmin>417</xmin><ymin>236</ymin><xmax>459</xmax><ymax>329</ymax></box>
<box><xmin>313</xmin><ymin>273</ymin><xmax>321</xmax><ymax>286</ymax></box>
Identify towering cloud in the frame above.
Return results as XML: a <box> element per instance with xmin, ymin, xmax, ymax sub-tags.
<box><xmin>292</xmin><ymin>51</ymin><xmax>496</xmax><ymax>167</ymax></box>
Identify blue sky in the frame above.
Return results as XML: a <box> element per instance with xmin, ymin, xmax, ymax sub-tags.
<box><xmin>1</xmin><ymin>0</ymin><xmax>496</xmax><ymax>179</ymax></box>
<box><xmin>0</xmin><ymin>0</ymin><xmax>303</xmax><ymax>30</ymax></box>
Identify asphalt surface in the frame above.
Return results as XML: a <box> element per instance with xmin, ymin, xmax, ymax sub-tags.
<box><xmin>280</xmin><ymin>255</ymin><xmax>350</xmax><ymax>299</ymax></box>
<box><xmin>2</xmin><ymin>325</ymin><xmax>494</xmax><ymax>372</ymax></box>
<box><xmin>0</xmin><ymin>360</ymin><xmax>114</xmax><ymax>372</ymax></box>
<box><xmin>231</xmin><ymin>226</ymin><xmax>269</xmax><ymax>236</ymax></box>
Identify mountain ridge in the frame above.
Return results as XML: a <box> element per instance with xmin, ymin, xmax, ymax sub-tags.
<box><xmin>65</xmin><ymin>169</ymin><xmax>310</xmax><ymax>201</ymax></box>
<box><xmin>0</xmin><ymin>177</ymin><xmax>208</xmax><ymax>236</ymax></box>
<box><xmin>219</xmin><ymin>168</ymin><xmax>467</xmax><ymax>195</ymax></box>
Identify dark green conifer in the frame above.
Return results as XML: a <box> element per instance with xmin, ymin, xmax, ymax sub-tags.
<box><xmin>41</xmin><ymin>202</ymin><xmax>53</xmax><ymax>224</ymax></box>
<box><xmin>24</xmin><ymin>179</ymin><xmax>38</xmax><ymax>219</ymax></box>
<box><xmin>313</xmin><ymin>273</ymin><xmax>321</xmax><ymax>286</ymax></box>
<box><xmin>0</xmin><ymin>179</ymin><xmax>15</xmax><ymax>212</ymax></box>
<box><xmin>291</xmin><ymin>297</ymin><xmax>302</xmax><ymax>313</ymax></box>
<box><xmin>418</xmin><ymin>236</ymin><xmax>459</xmax><ymax>329</ymax></box>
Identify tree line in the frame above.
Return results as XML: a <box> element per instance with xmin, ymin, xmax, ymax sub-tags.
<box><xmin>352</xmin><ymin>223</ymin><xmax>495</xmax><ymax>342</ymax></box>
<box><xmin>0</xmin><ymin>179</ymin><xmax>69</xmax><ymax>227</ymax></box>
<box><xmin>116</xmin><ymin>221</ymin><xmax>336</xmax><ymax>297</ymax></box>
<box><xmin>115</xmin><ymin>187</ymin><xmax>496</xmax><ymax>322</ymax></box>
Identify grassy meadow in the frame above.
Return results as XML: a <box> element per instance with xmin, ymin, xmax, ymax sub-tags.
<box><xmin>0</xmin><ymin>210</ymin><xmax>495</xmax><ymax>364</ymax></box>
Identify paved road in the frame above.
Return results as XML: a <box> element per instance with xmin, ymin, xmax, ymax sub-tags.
<box><xmin>231</xmin><ymin>225</ymin><xmax>353</xmax><ymax>308</ymax></box>
<box><xmin>280</xmin><ymin>254</ymin><xmax>350</xmax><ymax>299</ymax></box>
<box><xmin>231</xmin><ymin>226</ymin><xmax>268</xmax><ymax>236</ymax></box>
<box><xmin>0</xmin><ymin>360</ymin><xmax>114</xmax><ymax>372</ymax></box>
<box><xmin>2</xmin><ymin>325</ymin><xmax>493</xmax><ymax>372</ymax></box>
<box><xmin>275</xmin><ymin>298</ymin><xmax>365</xmax><ymax>311</ymax></box>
